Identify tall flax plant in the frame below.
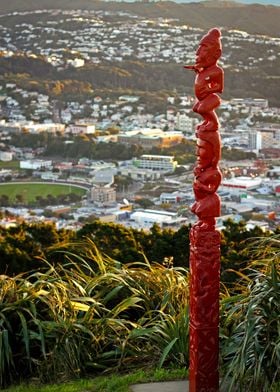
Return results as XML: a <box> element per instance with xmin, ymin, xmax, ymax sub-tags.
<box><xmin>32</xmin><ymin>248</ymin><xmax>144</xmax><ymax>381</ymax></box>
<box><xmin>61</xmin><ymin>241</ymin><xmax>190</xmax><ymax>370</ymax></box>
<box><xmin>0</xmin><ymin>239</ymin><xmax>190</xmax><ymax>387</ymax></box>
<box><xmin>0</xmin><ymin>273</ymin><xmax>47</xmax><ymax>387</ymax></box>
<box><xmin>111</xmin><ymin>257</ymin><xmax>190</xmax><ymax>370</ymax></box>
<box><xmin>221</xmin><ymin>235</ymin><xmax>280</xmax><ymax>391</ymax></box>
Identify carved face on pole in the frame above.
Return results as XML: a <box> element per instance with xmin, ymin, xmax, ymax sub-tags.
<box><xmin>195</xmin><ymin>28</ymin><xmax>222</xmax><ymax>69</ymax></box>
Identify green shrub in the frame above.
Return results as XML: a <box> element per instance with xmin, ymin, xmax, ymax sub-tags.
<box><xmin>221</xmin><ymin>236</ymin><xmax>280</xmax><ymax>391</ymax></box>
<box><xmin>0</xmin><ymin>240</ymin><xmax>190</xmax><ymax>387</ymax></box>
<box><xmin>1</xmin><ymin>235</ymin><xmax>279</xmax><ymax>390</ymax></box>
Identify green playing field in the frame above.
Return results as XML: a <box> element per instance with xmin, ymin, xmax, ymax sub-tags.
<box><xmin>0</xmin><ymin>182</ymin><xmax>86</xmax><ymax>203</ymax></box>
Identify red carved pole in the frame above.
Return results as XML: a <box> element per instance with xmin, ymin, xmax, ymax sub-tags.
<box><xmin>185</xmin><ymin>28</ymin><xmax>224</xmax><ymax>392</ymax></box>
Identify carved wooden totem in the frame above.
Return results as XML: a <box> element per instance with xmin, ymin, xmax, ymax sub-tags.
<box><xmin>185</xmin><ymin>28</ymin><xmax>224</xmax><ymax>392</ymax></box>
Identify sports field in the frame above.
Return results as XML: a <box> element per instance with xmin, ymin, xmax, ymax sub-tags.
<box><xmin>0</xmin><ymin>160</ymin><xmax>20</xmax><ymax>170</ymax></box>
<box><xmin>0</xmin><ymin>183</ymin><xmax>87</xmax><ymax>203</ymax></box>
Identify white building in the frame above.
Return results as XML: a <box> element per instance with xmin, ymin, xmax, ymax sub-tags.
<box><xmin>118</xmin><ymin>95</ymin><xmax>139</xmax><ymax>103</ymax></box>
<box><xmin>220</xmin><ymin>176</ymin><xmax>263</xmax><ymax>195</ymax></box>
<box><xmin>176</xmin><ymin>113</ymin><xmax>194</xmax><ymax>133</ymax></box>
<box><xmin>160</xmin><ymin>191</ymin><xmax>192</xmax><ymax>204</ymax></box>
<box><xmin>119</xmin><ymin>166</ymin><xmax>161</xmax><ymax>182</ymax></box>
<box><xmin>230</xmin><ymin>98</ymin><xmax>269</xmax><ymax>110</ymax></box>
<box><xmin>248</xmin><ymin>130</ymin><xmax>262</xmax><ymax>153</ymax></box>
<box><xmin>0</xmin><ymin>151</ymin><xmax>13</xmax><ymax>161</ymax></box>
<box><xmin>20</xmin><ymin>159</ymin><xmax>52</xmax><ymax>170</ymax></box>
<box><xmin>67</xmin><ymin>123</ymin><xmax>95</xmax><ymax>135</ymax></box>
<box><xmin>40</xmin><ymin>172</ymin><xmax>59</xmax><ymax>181</ymax></box>
<box><xmin>129</xmin><ymin>209</ymin><xmax>187</xmax><ymax>228</ymax></box>
<box><xmin>66</xmin><ymin>58</ymin><xmax>85</xmax><ymax>68</ymax></box>
<box><xmin>24</xmin><ymin>123</ymin><xmax>65</xmax><ymax>134</ymax></box>
<box><xmin>61</xmin><ymin>109</ymin><xmax>72</xmax><ymax>124</ymax></box>
<box><xmin>133</xmin><ymin>154</ymin><xmax>177</xmax><ymax>173</ymax></box>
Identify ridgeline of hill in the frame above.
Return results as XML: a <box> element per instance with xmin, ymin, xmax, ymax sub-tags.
<box><xmin>0</xmin><ymin>0</ymin><xmax>280</xmax><ymax>38</ymax></box>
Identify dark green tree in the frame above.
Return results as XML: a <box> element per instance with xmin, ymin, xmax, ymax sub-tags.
<box><xmin>220</xmin><ymin>219</ymin><xmax>269</xmax><ymax>287</ymax></box>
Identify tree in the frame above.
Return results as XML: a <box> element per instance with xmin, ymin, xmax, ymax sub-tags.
<box><xmin>0</xmin><ymin>194</ymin><xmax>10</xmax><ymax>207</ymax></box>
<box><xmin>220</xmin><ymin>219</ymin><xmax>269</xmax><ymax>287</ymax></box>
<box><xmin>15</xmin><ymin>194</ymin><xmax>24</xmax><ymax>205</ymax></box>
<box><xmin>0</xmin><ymin>225</ymin><xmax>44</xmax><ymax>274</ymax></box>
<box><xmin>136</xmin><ymin>198</ymin><xmax>154</xmax><ymax>209</ymax></box>
<box><xmin>77</xmin><ymin>221</ymin><xmax>142</xmax><ymax>264</ymax></box>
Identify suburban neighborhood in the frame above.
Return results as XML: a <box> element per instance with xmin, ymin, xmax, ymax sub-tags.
<box><xmin>0</xmin><ymin>7</ymin><xmax>279</xmax><ymax>232</ymax></box>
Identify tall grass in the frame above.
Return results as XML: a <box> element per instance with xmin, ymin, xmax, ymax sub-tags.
<box><xmin>0</xmin><ymin>239</ymin><xmax>190</xmax><ymax>387</ymax></box>
<box><xmin>1</xmin><ymin>236</ymin><xmax>279</xmax><ymax>390</ymax></box>
<box><xmin>221</xmin><ymin>235</ymin><xmax>280</xmax><ymax>391</ymax></box>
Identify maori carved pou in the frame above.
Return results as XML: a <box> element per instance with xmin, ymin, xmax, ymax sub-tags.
<box><xmin>185</xmin><ymin>28</ymin><xmax>224</xmax><ymax>392</ymax></box>
<box><xmin>185</xmin><ymin>27</ymin><xmax>224</xmax><ymax>231</ymax></box>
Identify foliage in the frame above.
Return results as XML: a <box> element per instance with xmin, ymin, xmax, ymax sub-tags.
<box><xmin>222</xmin><ymin>147</ymin><xmax>256</xmax><ymax>161</ymax></box>
<box><xmin>0</xmin><ymin>232</ymin><xmax>279</xmax><ymax>390</ymax></box>
<box><xmin>0</xmin><ymin>218</ymin><xmax>276</xmax><ymax>278</ymax></box>
<box><xmin>135</xmin><ymin>198</ymin><xmax>155</xmax><ymax>209</ymax></box>
<box><xmin>220</xmin><ymin>219</ymin><xmax>270</xmax><ymax>287</ymax></box>
<box><xmin>221</xmin><ymin>235</ymin><xmax>280</xmax><ymax>391</ymax></box>
<box><xmin>9</xmin><ymin>132</ymin><xmax>145</xmax><ymax>160</ymax></box>
<box><xmin>8</xmin><ymin>131</ymin><xmax>255</xmax><ymax>164</ymax></box>
<box><xmin>150</xmin><ymin>140</ymin><xmax>196</xmax><ymax>165</ymax></box>
<box><xmin>0</xmin><ymin>242</ymin><xmax>189</xmax><ymax>387</ymax></box>
<box><xmin>0</xmin><ymin>222</ymin><xmax>74</xmax><ymax>275</ymax></box>
<box><xmin>76</xmin><ymin>222</ymin><xmax>191</xmax><ymax>268</ymax></box>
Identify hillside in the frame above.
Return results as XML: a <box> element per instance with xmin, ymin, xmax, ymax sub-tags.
<box><xmin>0</xmin><ymin>0</ymin><xmax>280</xmax><ymax>38</ymax></box>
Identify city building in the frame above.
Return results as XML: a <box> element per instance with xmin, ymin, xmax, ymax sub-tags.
<box><xmin>0</xmin><ymin>151</ymin><xmax>13</xmax><ymax>161</ymax></box>
<box><xmin>248</xmin><ymin>130</ymin><xmax>262</xmax><ymax>153</ymax></box>
<box><xmin>133</xmin><ymin>154</ymin><xmax>177</xmax><ymax>173</ymax></box>
<box><xmin>220</xmin><ymin>176</ymin><xmax>263</xmax><ymax>195</ymax></box>
<box><xmin>118</xmin><ymin>166</ymin><xmax>161</xmax><ymax>182</ymax></box>
<box><xmin>260</xmin><ymin>129</ymin><xmax>279</xmax><ymax>149</ymax></box>
<box><xmin>67</xmin><ymin>123</ymin><xmax>96</xmax><ymax>135</ymax></box>
<box><xmin>118</xmin><ymin>128</ymin><xmax>183</xmax><ymax>149</ymax></box>
<box><xmin>91</xmin><ymin>186</ymin><xmax>116</xmax><ymax>205</ymax></box>
<box><xmin>176</xmin><ymin>113</ymin><xmax>194</xmax><ymax>133</ymax></box>
<box><xmin>129</xmin><ymin>209</ymin><xmax>187</xmax><ymax>228</ymax></box>
<box><xmin>20</xmin><ymin>159</ymin><xmax>53</xmax><ymax>170</ymax></box>
<box><xmin>267</xmin><ymin>167</ymin><xmax>280</xmax><ymax>180</ymax></box>
<box><xmin>159</xmin><ymin>191</ymin><xmax>192</xmax><ymax>204</ymax></box>
<box><xmin>230</xmin><ymin>98</ymin><xmax>269</xmax><ymax>110</ymax></box>
<box><xmin>23</xmin><ymin>123</ymin><xmax>65</xmax><ymax>134</ymax></box>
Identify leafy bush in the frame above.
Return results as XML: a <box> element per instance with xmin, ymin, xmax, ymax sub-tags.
<box><xmin>0</xmin><ymin>235</ymin><xmax>279</xmax><ymax>390</ymax></box>
<box><xmin>221</xmin><ymin>236</ymin><xmax>280</xmax><ymax>391</ymax></box>
<box><xmin>0</xmin><ymin>240</ymin><xmax>189</xmax><ymax>387</ymax></box>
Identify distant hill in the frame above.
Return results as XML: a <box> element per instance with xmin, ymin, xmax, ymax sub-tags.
<box><xmin>174</xmin><ymin>0</ymin><xmax>280</xmax><ymax>4</ymax></box>
<box><xmin>0</xmin><ymin>0</ymin><xmax>280</xmax><ymax>37</ymax></box>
